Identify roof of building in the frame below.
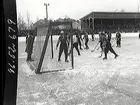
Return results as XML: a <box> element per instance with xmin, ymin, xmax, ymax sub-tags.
<box><xmin>80</xmin><ymin>12</ymin><xmax>140</xmax><ymax>20</ymax></box>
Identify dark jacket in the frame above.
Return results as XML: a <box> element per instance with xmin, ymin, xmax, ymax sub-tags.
<box><xmin>116</xmin><ymin>32</ymin><xmax>121</xmax><ymax>41</ymax></box>
<box><xmin>56</xmin><ymin>35</ymin><xmax>68</xmax><ymax>48</ymax></box>
<box><xmin>107</xmin><ymin>32</ymin><xmax>112</xmax><ymax>42</ymax></box>
<box><xmin>83</xmin><ymin>34</ymin><xmax>89</xmax><ymax>40</ymax></box>
<box><xmin>25</xmin><ymin>35</ymin><xmax>35</xmax><ymax>54</ymax></box>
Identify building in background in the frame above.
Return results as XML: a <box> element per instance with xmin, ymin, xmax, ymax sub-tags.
<box><xmin>80</xmin><ymin>12</ymin><xmax>140</xmax><ymax>34</ymax></box>
<box><xmin>52</xmin><ymin>18</ymin><xmax>81</xmax><ymax>35</ymax></box>
<box><xmin>32</xmin><ymin>19</ymin><xmax>48</xmax><ymax>29</ymax></box>
<box><xmin>32</xmin><ymin>18</ymin><xmax>81</xmax><ymax>35</ymax></box>
<box><xmin>53</xmin><ymin>18</ymin><xmax>81</xmax><ymax>30</ymax></box>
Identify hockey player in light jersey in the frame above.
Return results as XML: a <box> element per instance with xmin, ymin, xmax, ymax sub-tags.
<box><xmin>83</xmin><ymin>32</ymin><xmax>89</xmax><ymax>49</ymax></box>
<box><xmin>68</xmin><ymin>32</ymin><xmax>81</xmax><ymax>56</ymax></box>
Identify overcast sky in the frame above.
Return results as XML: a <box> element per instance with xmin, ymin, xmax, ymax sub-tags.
<box><xmin>16</xmin><ymin>0</ymin><xmax>140</xmax><ymax>22</ymax></box>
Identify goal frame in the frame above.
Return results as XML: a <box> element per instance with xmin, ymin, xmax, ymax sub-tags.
<box><xmin>28</xmin><ymin>21</ymin><xmax>74</xmax><ymax>74</ymax></box>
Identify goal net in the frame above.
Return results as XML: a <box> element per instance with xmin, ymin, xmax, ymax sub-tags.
<box><xmin>28</xmin><ymin>21</ymin><xmax>74</xmax><ymax>74</ymax></box>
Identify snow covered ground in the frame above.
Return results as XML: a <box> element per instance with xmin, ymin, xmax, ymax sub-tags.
<box><xmin>17</xmin><ymin>33</ymin><xmax>140</xmax><ymax>105</ymax></box>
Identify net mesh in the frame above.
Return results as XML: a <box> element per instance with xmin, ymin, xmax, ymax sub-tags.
<box><xmin>41</xmin><ymin>35</ymin><xmax>71</xmax><ymax>72</ymax></box>
<box><xmin>31</xmin><ymin>23</ymin><xmax>72</xmax><ymax>72</ymax></box>
<box><xmin>31</xmin><ymin>26</ymin><xmax>51</xmax><ymax>70</ymax></box>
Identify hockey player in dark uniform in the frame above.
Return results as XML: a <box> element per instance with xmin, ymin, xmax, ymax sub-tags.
<box><xmin>77</xmin><ymin>32</ymin><xmax>83</xmax><ymax>50</ymax></box>
<box><xmin>99</xmin><ymin>32</ymin><xmax>118</xmax><ymax>60</ymax></box>
<box><xmin>83</xmin><ymin>32</ymin><xmax>89</xmax><ymax>49</ymax></box>
<box><xmin>25</xmin><ymin>32</ymin><xmax>35</xmax><ymax>61</ymax></box>
<box><xmin>116</xmin><ymin>32</ymin><xmax>121</xmax><ymax>47</ymax></box>
<box><xmin>56</xmin><ymin>31</ymin><xmax>69</xmax><ymax>62</ymax></box>
<box><xmin>139</xmin><ymin>32</ymin><xmax>140</xmax><ymax>39</ymax></box>
<box><xmin>103</xmin><ymin>32</ymin><xmax>118</xmax><ymax>60</ymax></box>
<box><xmin>98</xmin><ymin>32</ymin><xmax>105</xmax><ymax>58</ymax></box>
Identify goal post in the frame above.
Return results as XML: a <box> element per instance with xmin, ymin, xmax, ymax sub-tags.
<box><xmin>70</xmin><ymin>23</ymin><xmax>74</xmax><ymax>69</ymax></box>
<box><xmin>28</xmin><ymin>21</ymin><xmax>74</xmax><ymax>74</ymax></box>
<box><xmin>35</xmin><ymin>22</ymin><xmax>52</xmax><ymax>73</ymax></box>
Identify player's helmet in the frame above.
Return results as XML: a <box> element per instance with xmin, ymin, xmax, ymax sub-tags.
<box><xmin>60</xmin><ymin>30</ymin><xmax>64</xmax><ymax>34</ymax></box>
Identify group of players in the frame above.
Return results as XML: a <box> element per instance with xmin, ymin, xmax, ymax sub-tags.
<box><xmin>56</xmin><ymin>31</ymin><xmax>89</xmax><ymax>62</ymax></box>
<box><xmin>55</xmin><ymin>30</ymin><xmax>122</xmax><ymax>62</ymax></box>
<box><xmin>25</xmin><ymin>29</ymin><xmax>140</xmax><ymax>62</ymax></box>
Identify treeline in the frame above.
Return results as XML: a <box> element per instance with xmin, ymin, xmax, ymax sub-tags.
<box><xmin>17</xmin><ymin>12</ymin><xmax>34</xmax><ymax>37</ymax></box>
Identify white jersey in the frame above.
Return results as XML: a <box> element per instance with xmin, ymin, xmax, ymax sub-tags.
<box><xmin>73</xmin><ymin>35</ymin><xmax>78</xmax><ymax>43</ymax></box>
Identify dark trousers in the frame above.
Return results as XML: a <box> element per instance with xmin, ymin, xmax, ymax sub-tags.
<box><xmin>78</xmin><ymin>39</ymin><xmax>82</xmax><ymax>49</ymax></box>
<box><xmin>116</xmin><ymin>40</ymin><xmax>121</xmax><ymax>47</ymax></box>
<box><xmin>104</xmin><ymin>43</ymin><xmax>117</xmax><ymax>58</ymax></box>
<box><xmin>69</xmin><ymin>42</ymin><xmax>80</xmax><ymax>55</ymax></box>
<box><xmin>85</xmin><ymin>39</ymin><xmax>89</xmax><ymax>49</ymax></box>
<box><xmin>100</xmin><ymin>42</ymin><xmax>103</xmax><ymax>51</ymax></box>
<box><xmin>92</xmin><ymin>35</ymin><xmax>94</xmax><ymax>41</ymax></box>
<box><xmin>108</xmin><ymin>37</ymin><xmax>111</xmax><ymax>42</ymax></box>
<box><xmin>27</xmin><ymin>52</ymin><xmax>32</xmax><ymax>61</ymax></box>
<box><xmin>73</xmin><ymin>43</ymin><xmax>80</xmax><ymax>55</ymax></box>
<box><xmin>25</xmin><ymin>36</ymin><xmax>35</xmax><ymax>61</ymax></box>
<box><xmin>58</xmin><ymin>45</ymin><xmax>68</xmax><ymax>61</ymax></box>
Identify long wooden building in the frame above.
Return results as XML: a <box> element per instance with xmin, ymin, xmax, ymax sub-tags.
<box><xmin>80</xmin><ymin>12</ymin><xmax>140</xmax><ymax>33</ymax></box>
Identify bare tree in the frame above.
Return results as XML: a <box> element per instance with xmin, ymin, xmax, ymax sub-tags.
<box><xmin>17</xmin><ymin>13</ymin><xmax>27</xmax><ymax>31</ymax></box>
<box><xmin>36</xmin><ymin>16</ymin><xmax>40</xmax><ymax>22</ymax></box>
<box><xmin>26</xmin><ymin>11</ymin><xmax>30</xmax><ymax>29</ymax></box>
<box><xmin>26</xmin><ymin>11</ymin><xmax>33</xmax><ymax>30</ymax></box>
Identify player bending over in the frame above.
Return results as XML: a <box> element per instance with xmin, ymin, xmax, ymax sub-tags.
<box><xmin>68</xmin><ymin>32</ymin><xmax>81</xmax><ymax>56</ymax></box>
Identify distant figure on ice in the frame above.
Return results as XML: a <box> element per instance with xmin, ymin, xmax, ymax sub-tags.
<box><xmin>99</xmin><ymin>32</ymin><xmax>118</xmax><ymax>60</ymax></box>
<box><xmin>25</xmin><ymin>32</ymin><xmax>35</xmax><ymax>61</ymax></box>
<box><xmin>56</xmin><ymin>31</ymin><xmax>69</xmax><ymax>62</ymax></box>
<box><xmin>68</xmin><ymin>33</ymin><xmax>81</xmax><ymax>56</ymax></box>
<box><xmin>91</xmin><ymin>32</ymin><xmax>95</xmax><ymax>41</ymax></box>
<box><xmin>139</xmin><ymin>33</ymin><xmax>140</xmax><ymax>39</ymax></box>
<box><xmin>98</xmin><ymin>32</ymin><xmax>105</xmax><ymax>58</ymax></box>
<box><xmin>116</xmin><ymin>32</ymin><xmax>121</xmax><ymax>47</ymax></box>
<box><xmin>77</xmin><ymin>32</ymin><xmax>83</xmax><ymax>50</ymax></box>
<box><xmin>83</xmin><ymin>32</ymin><xmax>89</xmax><ymax>49</ymax></box>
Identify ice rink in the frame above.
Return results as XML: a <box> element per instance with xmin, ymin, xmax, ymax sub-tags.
<box><xmin>17</xmin><ymin>33</ymin><xmax>140</xmax><ymax>105</ymax></box>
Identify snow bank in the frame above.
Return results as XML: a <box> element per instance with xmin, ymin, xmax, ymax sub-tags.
<box><xmin>20</xmin><ymin>63</ymin><xmax>35</xmax><ymax>76</ymax></box>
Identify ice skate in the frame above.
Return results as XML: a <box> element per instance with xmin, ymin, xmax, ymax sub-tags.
<box><xmin>103</xmin><ymin>57</ymin><xmax>107</xmax><ymax>60</ymax></box>
<box><xmin>115</xmin><ymin>54</ymin><xmax>118</xmax><ymax>59</ymax></box>
<box><xmin>65</xmin><ymin>59</ymin><xmax>69</xmax><ymax>62</ymax></box>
